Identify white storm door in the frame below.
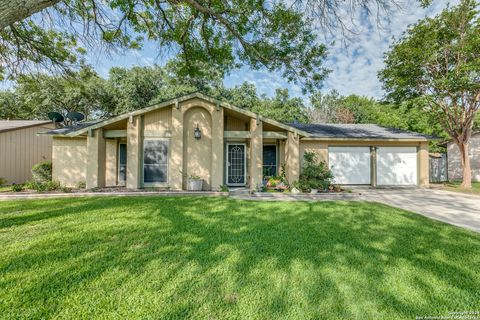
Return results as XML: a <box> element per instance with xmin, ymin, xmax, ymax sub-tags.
<box><xmin>328</xmin><ymin>147</ymin><xmax>371</xmax><ymax>184</ymax></box>
<box><xmin>377</xmin><ymin>147</ymin><xmax>417</xmax><ymax>186</ymax></box>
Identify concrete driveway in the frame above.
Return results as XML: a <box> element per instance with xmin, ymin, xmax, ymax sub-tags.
<box><xmin>361</xmin><ymin>188</ymin><xmax>480</xmax><ymax>233</ymax></box>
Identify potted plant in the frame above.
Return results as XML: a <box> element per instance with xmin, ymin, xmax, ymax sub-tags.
<box><xmin>187</xmin><ymin>174</ymin><xmax>203</xmax><ymax>191</ymax></box>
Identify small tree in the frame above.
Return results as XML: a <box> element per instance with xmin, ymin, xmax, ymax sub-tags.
<box><xmin>379</xmin><ymin>0</ymin><xmax>480</xmax><ymax>188</ymax></box>
<box><xmin>297</xmin><ymin>152</ymin><xmax>334</xmax><ymax>192</ymax></box>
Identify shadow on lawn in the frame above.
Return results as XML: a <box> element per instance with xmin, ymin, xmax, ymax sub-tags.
<box><xmin>0</xmin><ymin>197</ymin><xmax>479</xmax><ymax>319</ymax></box>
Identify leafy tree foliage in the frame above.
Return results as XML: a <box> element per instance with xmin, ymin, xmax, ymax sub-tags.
<box><xmin>379</xmin><ymin>0</ymin><xmax>480</xmax><ymax>188</ymax></box>
<box><xmin>251</xmin><ymin>89</ymin><xmax>309</xmax><ymax>123</ymax></box>
<box><xmin>0</xmin><ymin>64</ymin><xmax>308</xmax><ymax>123</ymax></box>
<box><xmin>0</xmin><ymin>0</ymin><xmax>343</xmax><ymax>93</ymax></box>
<box><xmin>1</xmin><ymin>66</ymin><xmax>109</xmax><ymax>119</ymax></box>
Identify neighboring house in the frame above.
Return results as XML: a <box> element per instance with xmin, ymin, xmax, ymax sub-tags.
<box><xmin>0</xmin><ymin>120</ymin><xmax>54</xmax><ymax>184</ymax></box>
<box><xmin>42</xmin><ymin>93</ymin><xmax>431</xmax><ymax>190</ymax></box>
<box><xmin>447</xmin><ymin>131</ymin><xmax>480</xmax><ymax>182</ymax></box>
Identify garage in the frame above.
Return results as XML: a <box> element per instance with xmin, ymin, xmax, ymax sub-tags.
<box><xmin>328</xmin><ymin>147</ymin><xmax>371</xmax><ymax>184</ymax></box>
<box><xmin>376</xmin><ymin>147</ymin><xmax>417</xmax><ymax>185</ymax></box>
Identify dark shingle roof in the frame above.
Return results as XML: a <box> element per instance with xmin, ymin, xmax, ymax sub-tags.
<box><xmin>0</xmin><ymin>120</ymin><xmax>51</xmax><ymax>133</ymax></box>
<box><xmin>289</xmin><ymin>123</ymin><xmax>432</xmax><ymax>140</ymax></box>
<box><xmin>41</xmin><ymin>121</ymin><xmax>101</xmax><ymax>135</ymax></box>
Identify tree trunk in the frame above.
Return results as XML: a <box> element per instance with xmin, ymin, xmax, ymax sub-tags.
<box><xmin>458</xmin><ymin>141</ymin><xmax>472</xmax><ymax>189</ymax></box>
<box><xmin>0</xmin><ymin>0</ymin><xmax>61</xmax><ymax>30</ymax></box>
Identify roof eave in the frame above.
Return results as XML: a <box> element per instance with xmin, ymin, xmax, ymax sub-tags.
<box><xmin>0</xmin><ymin>121</ymin><xmax>51</xmax><ymax>133</ymax></box>
<box><xmin>300</xmin><ymin>137</ymin><xmax>430</xmax><ymax>142</ymax></box>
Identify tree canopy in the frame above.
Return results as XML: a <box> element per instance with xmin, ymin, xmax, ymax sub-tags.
<box><xmin>379</xmin><ymin>0</ymin><xmax>480</xmax><ymax>187</ymax></box>
<box><xmin>0</xmin><ymin>64</ymin><xmax>309</xmax><ymax>123</ymax></box>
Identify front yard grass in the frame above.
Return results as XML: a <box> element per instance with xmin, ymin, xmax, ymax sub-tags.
<box><xmin>442</xmin><ymin>181</ymin><xmax>480</xmax><ymax>195</ymax></box>
<box><xmin>0</xmin><ymin>197</ymin><xmax>479</xmax><ymax>319</ymax></box>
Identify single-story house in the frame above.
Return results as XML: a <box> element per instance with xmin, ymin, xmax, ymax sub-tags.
<box><xmin>0</xmin><ymin>120</ymin><xmax>54</xmax><ymax>184</ymax></box>
<box><xmin>42</xmin><ymin>93</ymin><xmax>431</xmax><ymax>190</ymax></box>
<box><xmin>447</xmin><ymin>131</ymin><xmax>480</xmax><ymax>182</ymax></box>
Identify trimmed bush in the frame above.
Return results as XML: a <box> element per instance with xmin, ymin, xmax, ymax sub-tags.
<box><xmin>45</xmin><ymin>180</ymin><xmax>61</xmax><ymax>191</ymax></box>
<box><xmin>11</xmin><ymin>184</ymin><xmax>24</xmax><ymax>192</ymax></box>
<box><xmin>295</xmin><ymin>152</ymin><xmax>334</xmax><ymax>192</ymax></box>
<box><xmin>31</xmin><ymin>161</ymin><xmax>52</xmax><ymax>184</ymax></box>
<box><xmin>76</xmin><ymin>181</ymin><xmax>86</xmax><ymax>189</ymax></box>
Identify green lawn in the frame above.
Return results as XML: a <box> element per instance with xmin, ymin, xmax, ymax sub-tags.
<box><xmin>442</xmin><ymin>181</ymin><xmax>480</xmax><ymax>195</ymax></box>
<box><xmin>0</xmin><ymin>197</ymin><xmax>479</xmax><ymax>319</ymax></box>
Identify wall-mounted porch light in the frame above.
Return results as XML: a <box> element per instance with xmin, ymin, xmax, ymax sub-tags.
<box><xmin>194</xmin><ymin>124</ymin><xmax>202</xmax><ymax>140</ymax></box>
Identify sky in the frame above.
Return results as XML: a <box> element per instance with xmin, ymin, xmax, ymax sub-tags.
<box><xmin>3</xmin><ymin>0</ymin><xmax>458</xmax><ymax>99</ymax></box>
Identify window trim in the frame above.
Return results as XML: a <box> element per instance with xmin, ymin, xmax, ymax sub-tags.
<box><xmin>142</xmin><ymin>138</ymin><xmax>170</xmax><ymax>187</ymax></box>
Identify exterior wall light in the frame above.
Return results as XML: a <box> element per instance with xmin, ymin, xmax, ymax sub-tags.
<box><xmin>194</xmin><ymin>124</ymin><xmax>202</xmax><ymax>140</ymax></box>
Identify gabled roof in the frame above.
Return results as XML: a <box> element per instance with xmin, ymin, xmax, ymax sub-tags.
<box><xmin>290</xmin><ymin>123</ymin><xmax>432</xmax><ymax>141</ymax></box>
<box><xmin>41</xmin><ymin>92</ymin><xmax>434</xmax><ymax>141</ymax></box>
<box><xmin>0</xmin><ymin>120</ymin><xmax>51</xmax><ymax>133</ymax></box>
<box><xmin>43</xmin><ymin>92</ymin><xmax>311</xmax><ymax>137</ymax></box>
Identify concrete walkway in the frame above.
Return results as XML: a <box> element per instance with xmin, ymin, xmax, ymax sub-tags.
<box><xmin>0</xmin><ymin>191</ymin><xmax>228</xmax><ymax>201</ymax></box>
<box><xmin>360</xmin><ymin>188</ymin><xmax>480</xmax><ymax>233</ymax></box>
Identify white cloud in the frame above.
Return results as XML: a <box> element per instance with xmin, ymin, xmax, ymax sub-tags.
<box><xmin>226</xmin><ymin>0</ymin><xmax>458</xmax><ymax>99</ymax></box>
<box><xmin>321</xmin><ymin>0</ymin><xmax>458</xmax><ymax>98</ymax></box>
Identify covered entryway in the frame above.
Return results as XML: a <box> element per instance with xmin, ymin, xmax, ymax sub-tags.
<box><xmin>328</xmin><ymin>147</ymin><xmax>371</xmax><ymax>185</ymax></box>
<box><xmin>377</xmin><ymin>147</ymin><xmax>417</xmax><ymax>185</ymax></box>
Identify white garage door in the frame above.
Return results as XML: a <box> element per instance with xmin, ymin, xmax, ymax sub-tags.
<box><xmin>377</xmin><ymin>147</ymin><xmax>417</xmax><ymax>185</ymax></box>
<box><xmin>328</xmin><ymin>147</ymin><xmax>371</xmax><ymax>184</ymax></box>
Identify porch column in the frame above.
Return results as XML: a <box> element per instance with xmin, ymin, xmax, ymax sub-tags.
<box><xmin>418</xmin><ymin>141</ymin><xmax>429</xmax><ymax>186</ymax></box>
<box><xmin>127</xmin><ymin>116</ymin><xmax>141</xmax><ymax>189</ymax></box>
<box><xmin>370</xmin><ymin>146</ymin><xmax>377</xmax><ymax>187</ymax></box>
<box><xmin>249</xmin><ymin>118</ymin><xmax>263</xmax><ymax>189</ymax></box>
<box><xmin>286</xmin><ymin>131</ymin><xmax>300</xmax><ymax>183</ymax></box>
<box><xmin>86</xmin><ymin>128</ymin><xmax>106</xmax><ymax>189</ymax></box>
<box><xmin>169</xmin><ymin>105</ymin><xmax>183</xmax><ymax>190</ymax></box>
<box><xmin>211</xmin><ymin>106</ymin><xmax>224</xmax><ymax>190</ymax></box>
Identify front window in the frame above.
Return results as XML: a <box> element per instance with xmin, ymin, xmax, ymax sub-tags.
<box><xmin>263</xmin><ymin>145</ymin><xmax>277</xmax><ymax>177</ymax></box>
<box><xmin>143</xmin><ymin>139</ymin><xmax>169</xmax><ymax>184</ymax></box>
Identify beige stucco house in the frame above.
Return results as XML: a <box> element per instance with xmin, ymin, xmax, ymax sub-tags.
<box><xmin>447</xmin><ymin>132</ymin><xmax>480</xmax><ymax>182</ymax></box>
<box><xmin>43</xmin><ymin>93</ymin><xmax>431</xmax><ymax>190</ymax></box>
<box><xmin>0</xmin><ymin>120</ymin><xmax>54</xmax><ymax>184</ymax></box>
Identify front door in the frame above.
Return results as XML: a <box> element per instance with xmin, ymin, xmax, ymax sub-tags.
<box><xmin>226</xmin><ymin>144</ymin><xmax>246</xmax><ymax>185</ymax></box>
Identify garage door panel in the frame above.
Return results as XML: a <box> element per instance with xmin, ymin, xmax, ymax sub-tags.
<box><xmin>328</xmin><ymin>147</ymin><xmax>371</xmax><ymax>185</ymax></box>
<box><xmin>377</xmin><ymin>147</ymin><xmax>417</xmax><ymax>185</ymax></box>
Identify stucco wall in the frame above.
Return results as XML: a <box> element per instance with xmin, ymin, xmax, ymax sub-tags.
<box><xmin>52</xmin><ymin>137</ymin><xmax>87</xmax><ymax>187</ymax></box>
<box><xmin>105</xmin><ymin>139</ymin><xmax>118</xmax><ymax>186</ymax></box>
<box><xmin>182</xmin><ymin>106</ymin><xmax>213</xmax><ymax>190</ymax></box>
<box><xmin>0</xmin><ymin>123</ymin><xmax>54</xmax><ymax>184</ymax></box>
<box><xmin>447</xmin><ymin>134</ymin><xmax>480</xmax><ymax>181</ymax></box>
<box><xmin>300</xmin><ymin>142</ymin><xmax>328</xmax><ymax>168</ymax></box>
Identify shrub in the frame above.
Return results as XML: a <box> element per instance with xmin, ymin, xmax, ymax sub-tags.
<box><xmin>219</xmin><ymin>185</ymin><xmax>229</xmax><ymax>192</ymax></box>
<box><xmin>297</xmin><ymin>152</ymin><xmax>334</xmax><ymax>192</ymax></box>
<box><xmin>11</xmin><ymin>184</ymin><xmax>24</xmax><ymax>192</ymax></box>
<box><xmin>45</xmin><ymin>180</ymin><xmax>61</xmax><ymax>191</ymax></box>
<box><xmin>24</xmin><ymin>180</ymin><xmax>37</xmax><ymax>190</ymax></box>
<box><xmin>31</xmin><ymin>161</ymin><xmax>52</xmax><ymax>184</ymax></box>
<box><xmin>61</xmin><ymin>186</ymin><xmax>72</xmax><ymax>193</ymax></box>
<box><xmin>0</xmin><ymin>177</ymin><xmax>7</xmax><ymax>186</ymax></box>
<box><xmin>76</xmin><ymin>181</ymin><xmax>86</xmax><ymax>189</ymax></box>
